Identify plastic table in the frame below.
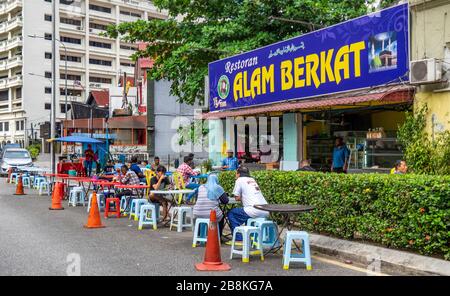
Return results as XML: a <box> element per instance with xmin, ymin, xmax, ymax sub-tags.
<box><xmin>114</xmin><ymin>184</ymin><xmax>150</xmax><ymax>198</ymax></box>
<box><xmin>150</xmin><ymin>189</ymin><xmax>194</xmax><ymax>223</ymax></box>
<box><xmin>253</xmin><ymin>204</ymin><xmax>316</xmax><ymax>255</ymax></box>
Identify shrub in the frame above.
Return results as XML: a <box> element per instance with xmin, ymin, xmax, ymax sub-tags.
<box><xmin>27</xmin><ymin>144</ymin><xmax>41</xmax><ymax>160</ymax></box>
<box><xmin>219</xmin><ymin>171</ymin><xmax>450</xmax><ymax>260</ymax></box>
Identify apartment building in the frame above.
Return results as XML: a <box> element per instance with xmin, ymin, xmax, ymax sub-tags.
<box><xmin>0</xmin><ymin>0</ymin><xmax>166</xmax><ymax>147</ymax></box>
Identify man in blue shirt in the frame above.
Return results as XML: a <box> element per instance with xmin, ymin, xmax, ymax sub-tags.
<box><xmin>331</xmin><ymin>137</ymin><xmax>350</xmax><ymax>173</ymax></box>
<box><xmin>130</xmin><ymin>156</ymin><xmax>145</xmax><ymax>182</ymax></box>
<box><xmin>222</xmin><ymin>149</ymin><xmax>239</xmax><ymax>171</ymax></box>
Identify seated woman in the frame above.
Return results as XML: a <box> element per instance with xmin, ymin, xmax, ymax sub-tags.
<box><xmin>193</xmin><ymin>174</ymin><xmax>229</xmax><ymax>238</ymax></box>
<box><xmin>149</xmin><ymin>165</ymin><xmax>171</xmax><ymax>220</ymax></box>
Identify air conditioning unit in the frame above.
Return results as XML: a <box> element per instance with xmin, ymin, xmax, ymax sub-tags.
<box><xmin>409</xmin><ymin>58</ymin><xmax>442</xmax><ymax>84</ymax></box>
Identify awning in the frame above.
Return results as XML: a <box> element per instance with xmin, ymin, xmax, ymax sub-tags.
<box><xmin>202</xmin><ymin>86</ymin><xmax>415</xmax><ymax>119</ymax></box>
<box><xmin>49</xmin><ymin>136</ymin><xmax>103</xmax><ymax>144</ymax></box>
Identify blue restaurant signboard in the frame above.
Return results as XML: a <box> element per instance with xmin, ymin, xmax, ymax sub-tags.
<box><xmin>208</xmin><ymin>3</ymin><xmax>409</xmax><ymax>112</ymax></box>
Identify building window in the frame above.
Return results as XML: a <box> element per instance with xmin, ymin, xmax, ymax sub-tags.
<box><xmin>45</xmin><ymin>52</ymin><xmax>52</xmax><ymax>59</ymax></box>
<box><xmin>45</xmin><ymin>87</ymin><xmax>52</xmax><ymax>94</ymax></box>
<box><xmin>120</xmin><ymin>62</ymin><xmax>135</xmax><ymax>67</ymax></box>
<box><xmin>61</xmin><ymin>55</ymin><xmax>81</xmax><ymax>63</ymax></box>
<box><xmin>44</xmin><ymin>33</ymin><xmax>52</xmax><ymax>40</ymax></box>
<box><xmin>89</xmin><ymin>4</ymin><xmax>111</xmax><ymax>14</ymax></box>
<box><xmin>62</xmin><ymin>89</ymin><xmax>82</xmax><ymax>96</ymax></box>
<box><xmin>120</xmin><ymin>10</ymin><xmax>141</xmax><ymax>18</ymax></box>
<box><xmin>60</xmin><ymin>36</ymin><xmax>81</xmax><ymax>45</ymax></box>
<box><xmin>60</xmin><ymin>17</ymin><xmax>81</xmax><ymax>27</ymax></box>
<box><xmin>15</xmin><ymin>88</ymin><xmax>21</xmax><ymax>99</ymax></box>
<box><xmin>4</xmin><ymin>122</ymin><xmax>9</xmax><ymax>132</ymax></box>
<box><xmin>61</xmin><ymin>74</ymin><xmax>81</xmax><ymax>81</ymax></box>
<box><xmin>89</xmin><ymin>22</ymin><xmax>108</xmax><ymax>31</ymax></box>
<box><xmin>16</xmin><ymin>121</ymin><xmax>24</xmax><ymax>131</ymax></box>
<box><xmin>89</xmin><ymin>76</ymin><xmax>112</xmax><ymax>84</ymax></box>
<box><xmin>45</xmin><ymin>72</ymin><xmax>52</xmax><ymax>78</ymax></box>
<box><xmin>120</xmin><ymin>44</ymin><xmax>137</xmax><ymax>51</ymax></box>
<box><xmin>89</xmin><ymin>41</ymin><xmax>111</xmax><ymax>49</ymax></box>
<box><xmin>44</xmin><ymin>14</ymin><xmax>52</xmax><ymax>21</ymax></box>
<box><xmin>89</xmin><ymin>58</ymin><xmax>112</xmax><ymax>66</ymax></box>
<box><xmin>44</xmin><ymin>103</ymin><xmax>51</xmax><ymax>110</ymax></box>
<box><xmin>0</xmin><ymin>90</ymin><xmax>8</xmax><ymax>101</ymax></box>
<box><xmin>60</xmin><ymin>103</ymin><xmax>71</xmax><ymax>113</ymax></box>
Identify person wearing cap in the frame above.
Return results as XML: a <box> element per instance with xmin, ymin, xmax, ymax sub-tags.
<box><xmin>227</xmin><ymin>166</ymin><xmax>269</xmax><ymax>244</ymax></box>
<box><xmin>222</xmin><ymin>149</ymin><xmax>239</xmax><ymax>171</ymax></box>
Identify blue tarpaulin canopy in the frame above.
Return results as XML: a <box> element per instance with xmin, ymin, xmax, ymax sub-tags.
<box><xmin>52</xmin><ymin>136</ymin><xmax>103</xmax><ymax>144</ymax></box>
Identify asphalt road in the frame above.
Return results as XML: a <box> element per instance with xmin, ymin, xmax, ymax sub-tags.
<box><xmin>0</xmin><ymin>182</ymin><xmax>365</xmax><ymax>276</ymax></box>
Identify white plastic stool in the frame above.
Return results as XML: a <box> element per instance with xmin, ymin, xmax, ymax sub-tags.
<box><xmin>22</xmin><ymin>176</ymin><xmax>32</xmax><ymax>189</ymax></box>
<box><xmin>138</xmin><ymin>203</ymin><xmax>160</xmax><ymax>230</ymax></box>
<box><xmin>129</xmin><ymin>199</ymin><xmax>149</xmax><ymax>221</ymax></box>
<box><xmin>282</xmin><ymin>231</ymin><xmax>312</xmax><ymax>270</ymax></box>
<box><xmin>68</xmin><ymin>187</ymin><xmax>86</xmax><ymax>207</ymax></box>
<box><xmin>230</xmin><ymin>226</ymin><xmax>264</xmax><ymax>263</ymax></box>
<box><xmin>170</xmin><ymin>206</ymin><xmax>193</xmax><ymax>232</ymax></box>
<box><xmin>192</xmin><ymin>218</ymin><xmax>210</xmax><ymax>247</ymax></box>
<box><xmin>38</xmin><ymin>181</ymin><xmax>50</xmax><ymax>196</ymax></box>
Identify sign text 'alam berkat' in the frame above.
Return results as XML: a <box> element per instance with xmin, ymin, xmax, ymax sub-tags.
<box><xmin>208</xmin><ymin>3</ymin><xmax>409</xmax><ymax>112</ymax></box>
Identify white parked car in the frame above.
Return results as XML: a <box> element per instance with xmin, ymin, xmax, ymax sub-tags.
<box><xmin>0</xmin><ymin>148</ymin><xmax>33</xmax><ymax>175</ymax></box>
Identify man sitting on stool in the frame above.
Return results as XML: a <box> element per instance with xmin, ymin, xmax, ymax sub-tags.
<box><xmin>227</xmin><ymin>166</ymin><xmax>269</xmax><ymax>244</ymax></box>
<box><xmin>114</xmin><ymin>165</ymin><xmax>140</xmax><ymax>212</ymax></box>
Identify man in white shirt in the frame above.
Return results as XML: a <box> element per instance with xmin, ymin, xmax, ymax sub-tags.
<box><xmin>228</xmin><ymin>166</ymin><xmax>269</xmax><ymax>242</ymax></box>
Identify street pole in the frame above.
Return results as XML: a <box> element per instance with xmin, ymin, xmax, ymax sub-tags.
<box><xmin>50</xmin><ymin>0</ymin><xmax>56</xmax><ymax>174</ymax></box>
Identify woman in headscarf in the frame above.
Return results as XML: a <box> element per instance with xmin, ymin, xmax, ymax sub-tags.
<box><xmin>193</xmin><ymin>174</ymin><xmax>229</xmax><ymax>237</ymax></box>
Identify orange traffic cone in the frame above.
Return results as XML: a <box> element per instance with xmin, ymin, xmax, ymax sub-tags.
<box><xmin>13</xmin><ymin>175</ymin><xmax>26</xmax><ymax>195</ymax></box>
<box><xmin>84</xmin><ymin>192</ymin><xmax>105</xmax><ymax>229</ymax></box>
<box><xmin>49</xmin><ymin>182</ymin><xmax>64</xmax><ymax>210</ymax></box>
<box><xmin>195</xmin><ymin>210</ymin><xmax>231</xmax><ymax>271</ymax></box>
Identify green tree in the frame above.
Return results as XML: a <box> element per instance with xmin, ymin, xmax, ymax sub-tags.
<box><xmin>106</xmin><ymin>0</ymin><xmax>397</xmax><ymax>106</ymax></box>
<box><xmin>397</xmin><ymin>105</ymin><xmax>450</xmax><ymax>175</ymax></box>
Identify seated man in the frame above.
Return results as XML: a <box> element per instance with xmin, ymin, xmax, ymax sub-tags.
<box><xmin>227</xmin><ymin>166</ymin><xmax>269</xmax><ymax>243</ymax></box>
<box><xmin>102</xmin><ymin>160</ymin><xmax>115</xmax><ymax>174</ymax></box>
<box><xmin>150</xmin><ymin>156</ymin><xmax>160</xmax><ymax>171</ymax></box>
<box><xmin>149</xmin><ymin>165</ymin><xmax>171</xmax><ymax>220</ymax></box>
<box><xmin>130</xmin><ymin>156</ymin><xmax>146</xmax><ymax>183</ymax></box>
<box><xmin>176</xmin><ymin>155</ymin><xmax>199</xmax><ymax>200</ymax></box>
<box><xmin>114</xmin><ymin>165</ymin><xmax>141</xmax><ymax>211</ymax></box>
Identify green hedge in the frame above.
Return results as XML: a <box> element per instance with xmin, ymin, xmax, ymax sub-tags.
<box><xmin>218</xmin><ymin>171</ymin><xmax>450</xmax><ymax>260</ymax></box>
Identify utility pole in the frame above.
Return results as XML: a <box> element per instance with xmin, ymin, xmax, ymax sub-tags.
<box><xmin>50</xmin><ymin>0</ymin><xmax>57</xmax><ymax>174</ymax></box>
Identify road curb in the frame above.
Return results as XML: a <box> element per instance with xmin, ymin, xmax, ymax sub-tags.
<box><xmin>308</xmin><ymin>233</ymin><xmax>450</xmax><ymax>276</ymax></box>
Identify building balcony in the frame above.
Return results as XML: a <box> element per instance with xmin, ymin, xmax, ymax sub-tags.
<box><xmin>0</xmin><ymin>0</ymin><xmax>22</xmax><ymax>15</ymax></box>
<box><xmin>0</xmin><ymin>16</ymin><xmax>23</xmax><ymax>33</ymax></box>
<box><xmin>59</xmin><ymin>2</ymin><xmax>83</xmax><ymax>16</ymax></box>
<box><xmin>7</xmin><ymin>75</ymin><xmax>22</xmax><ymax>88</ymax></box>
<box><xmin>60</xmin><ymin>23</ymin><xmax>85</xmax><ymax>35</ymax></box>
<box><xmin>62</xmin><ymin>42</ymin><xmax>84</xmax><ymax>51</ymax></box>
<box><xmin>0</xmin><ymin>78</ymin><xmax>7</xmax><ymax>89</ymax></box>
<box><xmin>62</xmin><ymin>60</ymin><xmax>85</xmax><ymax>71</ymax></box>
<box><xmin>0</xmin><ymin>56</ymin><xmax>22</xmax><ymax>71</ymax></box>
<box><xmin>89</xmin><ymin>63</ymin><xmax>116</xmax><ymax>74</ymax></box>
<box><xmin>89</xmin><ymin>10</ymin><xmax>115</xmax><ymax>22</ymax></box>
<box><xmin>0</xmin><ymin>35</ymin><xmax>22</xmax><ymax>51</ymax></box>
<box><xmin>119</xmin><ymin>14</ymin><xmax>141</xmax><ymax>23</ymax></box>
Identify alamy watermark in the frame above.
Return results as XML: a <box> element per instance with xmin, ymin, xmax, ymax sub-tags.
<box><xmin>66</xmin><ymin>253</ymin><xmax>81</xmax><ymax>276</ymax></box>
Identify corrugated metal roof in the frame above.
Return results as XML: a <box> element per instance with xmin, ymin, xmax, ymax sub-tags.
<box><xmin>202</xmin><ymin>86</ymin><xmax>415</xmax><ymax>119</ymax></box>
